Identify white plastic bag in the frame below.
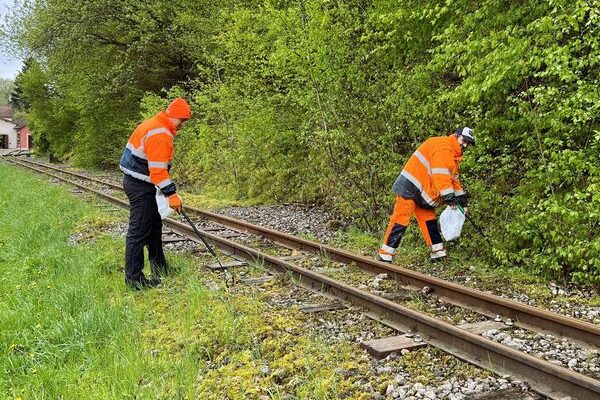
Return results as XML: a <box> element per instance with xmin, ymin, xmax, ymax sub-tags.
<box><xmin>440</xmin><ymin>206</ymin><xmax>466</xmax><ymax>241</ymax></box>
<box><xmin>155</xmin><ymin>188</ymin><xmax>174</xmax><ymax>219</ymax></box>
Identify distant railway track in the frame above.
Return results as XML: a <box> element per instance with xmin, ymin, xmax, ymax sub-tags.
<box><xmin>4</xmin><ymin>155</ymin><xmax>600</xmax><ymax>400</ymax></box>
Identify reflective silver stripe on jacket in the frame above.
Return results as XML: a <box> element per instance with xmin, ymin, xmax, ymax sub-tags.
<box><xmin>120</xmin><ymin>165</ymin><xmax>151</xmax><ymax>183</ymax></box>
<box><xmin>440</xmin><ymin>187</ymin><xmax>454</xmax><ymax>196</ymax></box>
<box><xmin>126</xmin><ymin>128</ymin><xmax>173</xmax><ymax>160</ymax></box>
<box><xmin>142</xmin><ymin>128</ymin><xmax>173</xmax><ymax>145</ymax></box>
<box><xmin>148</xmin><ymin>161</ymin><xmax>169</xmax><ymax>169</ymax></box>
<box><xmin>126</xmin><ymin>142</ymin><xmax>147</xmax><ymax>160</ymax></box>
<box><xmin>431</xmin><ymin>167</ymin><xmax>451</xmax><ymax>175</ymax></box>
<box><xmin>400</xmin><ymin>170</ymin><xmax>437</xmax><ymax>207</ymax></box>
<box><xmin>413</xmin><ymin>150</ymin><xmax>431</xmax><ymax>174</ymax></box>
<box><xmin>156</xmin><ymin>178</ymin><xmax>174</xmax><ymax>189</ymax></box>
<box><xmin>380</xmin><ymin>244</ymin><xmax>397</xmax><ymax>254</ymax></box>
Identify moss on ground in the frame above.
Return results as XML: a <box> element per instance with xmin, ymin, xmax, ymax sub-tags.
<box><xmin>398</xmin><ymin>348</ymin><xmax>489</xmax><ymax>386</ymax></box>
<box><xmin>0</xmin><ymin>162</ymin><xmax>379</xmax><ymax>399</ymax></box>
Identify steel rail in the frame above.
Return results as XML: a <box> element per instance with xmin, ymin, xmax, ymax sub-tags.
<box><xmin>4</xmin><ymin>157</ymin><xmax>600</xmax><ymax>400</ymax></box>
<box><xmin>13</xmin><ymin>157</ymin><xmax>600</xmax><ymax>351</ymax></box>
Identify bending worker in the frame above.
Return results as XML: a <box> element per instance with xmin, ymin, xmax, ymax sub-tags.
<box><xmin>378</xmin><ymin>127</ymin><xmax>475</xmax><ymax>263</ymax></box>
<box><xmin>119</xmin><ymin>98</ymin><xmax>192</xmax><ymax>289</ymax></box>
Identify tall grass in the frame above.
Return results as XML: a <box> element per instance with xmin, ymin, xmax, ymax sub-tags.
<box><xmin>0</xmin><ymin>163</ymin><xmax>372</xmax><ymax>399</ymax></box>
<box><xmin>0</xmin><ymin>164</ymin><xmax>157</xmax><ymax>398</ymax></box>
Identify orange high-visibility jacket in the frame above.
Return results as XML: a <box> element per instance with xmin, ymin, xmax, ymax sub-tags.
<box><xmin>392</xmin><ymin>135</ymin><xmax>465</xmax><ymax>209</ymax></box>
<box><xmin>119</xmin><ymin>112</ymin><xmax>178</xmax><ymax>196</ymax></box>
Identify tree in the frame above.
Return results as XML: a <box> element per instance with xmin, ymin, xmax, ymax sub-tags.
<box><xmin>3</xmin><ymin>0</ymin><xmax>598</xmax><ymax>282</ymax></box>
<box><xmin>0</xmin><ymin>78</ymin><xmax>14</xmax><ymax>105</ymax></box>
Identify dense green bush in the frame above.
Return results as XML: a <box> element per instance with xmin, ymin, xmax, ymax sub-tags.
<box><xmin>3</xmin><ymin>0</ymin><xmax>598</xmax><ymax>282</ymax></box>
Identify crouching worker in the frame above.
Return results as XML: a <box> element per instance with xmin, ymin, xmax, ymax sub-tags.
<box><xmin>378</xmin><ymin>127</ymin><xmax>475</xmax><ymax>263</ymax></box>
<box><xmin>119</xmin><ymin>98</ymin><xmax>192</xmax><ymax>289</ymax></box>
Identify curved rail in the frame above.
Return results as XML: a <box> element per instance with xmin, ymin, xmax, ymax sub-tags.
<box><xmin>13</xmin><ymin>157</ymin><xmax>600</xmax><ymax>351</ymax></box>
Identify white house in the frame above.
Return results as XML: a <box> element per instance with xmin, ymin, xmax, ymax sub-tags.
<box><xmin>0</xmin><ymin>106</ymin><xmax>18</xmax><ymax>149</ymax></box>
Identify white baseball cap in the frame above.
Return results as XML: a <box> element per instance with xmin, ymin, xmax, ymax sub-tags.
<box><xmin>456</xmin><ymin>127</ymin><xmax>475</xmax><ymax>145</ymax></box>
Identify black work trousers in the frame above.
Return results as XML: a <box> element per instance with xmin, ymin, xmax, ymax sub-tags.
<box><xmin>123</xmin><ymin>174</ymin><xmax>167</xmax><ymax>281</ymax></box>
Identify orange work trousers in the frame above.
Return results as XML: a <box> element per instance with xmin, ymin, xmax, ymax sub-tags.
<box><xmin>380</xmin><ymin>196</ymin><xmax>440</xmax><ymax>257</ymax></box>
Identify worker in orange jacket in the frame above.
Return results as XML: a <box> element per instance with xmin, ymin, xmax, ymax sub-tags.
<box><xmin>378</xmin><ymin>127</ymin><xmax>475</xmax><ymax>263</ymax></box>
<box><xmin>119</xmin><ymin>98</ymin><xmax>191</xmax><ymax>289</ymax></box>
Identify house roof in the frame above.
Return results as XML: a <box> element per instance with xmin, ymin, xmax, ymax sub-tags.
<box><xmin>14</xmin><ymin>119</ymin><xmax>27</xmax><ymax>129</ymax></box>
<box><xmin>0</xmin><ymin>106</ymin><xmax>13</xmax><ymax>119</ymax></box>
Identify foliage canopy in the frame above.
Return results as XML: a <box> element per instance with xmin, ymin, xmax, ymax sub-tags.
<box><xmin>2</xmin><ymin>0</ymin><xmax>599</xmax><ymax>283</ymax></box>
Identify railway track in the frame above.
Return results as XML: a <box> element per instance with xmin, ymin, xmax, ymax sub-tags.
<box><xmin>4</xmin><ymin>155</ymin><xmax>600</xmax><ymax>400</ymax></box>
<box><xmin>10</xmin><ymin>157</ymin><xmax>600</xmax><ymax>348</ymax></box>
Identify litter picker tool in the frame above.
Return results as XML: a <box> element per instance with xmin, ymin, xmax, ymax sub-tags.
<box><xmin>180</xmin><ymin>209</ymin><xmax>235</xmax><ymax>287</ymax></box>
<box><xmin>458</xmin><ymin>205</ymin><xmax>492</xmax><ymax>249</ymax></box>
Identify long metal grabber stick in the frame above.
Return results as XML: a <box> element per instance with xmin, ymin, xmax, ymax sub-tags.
<box><xmin>458</xmin><ymin>205</ymin><xmax>489</xmax><ymax>241</ymax></box>
<box><xmin>465</xmin><ymin>212</ymin><xmax>488</xmax><ymax>239</ymax></box>
<box><xmin>181</xmin><ymin>209</ymin><xmax>220</xmax><ymax>260</ymax></box>
<box><xmin>180</xmin><ymin>209</ymin><xmax>234</xmax><ymax>287</ymax></box>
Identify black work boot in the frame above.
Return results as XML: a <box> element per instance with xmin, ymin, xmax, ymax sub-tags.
<box><xmin>126</xmin><ymin>276</ymin><xmax>162</xmax><ymax>290</ymax></box>
<box><xmin>150</xmin><ymin>262</ymin><xmax>169</xmax><ymax>278</ymax></box>
<box><xmin>146</xmin><ymin>276</ymin><xmax>163</xmax><ymax>288</ymax></box>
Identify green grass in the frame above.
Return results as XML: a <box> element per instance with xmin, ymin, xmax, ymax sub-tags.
<box><xmin>0</xmin><ymin>163</ymin><xmax>375</xmax><ymax>399</ymax></box>
<box><xmin>5</xmin><ymin>160</ymin><xmax>590</xmax><ymax>400</ymax></box>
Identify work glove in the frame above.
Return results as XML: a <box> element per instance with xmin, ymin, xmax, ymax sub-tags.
<box><xmin>442</xmin><ymin>193</ymin><xmax>456</xmax><ymax>206</ymax></box>
<box><xmin>456</xmin><ymin>193</ymin><xmax>469</xmax><ymax>207</ymax></box>
<box><xmin>168</xmin><ymin>193</ymin><xmax>183</xmax><ymax>213</ymax></box>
